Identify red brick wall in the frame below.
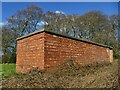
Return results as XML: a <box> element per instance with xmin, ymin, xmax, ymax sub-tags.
<box><xmin>44</xmin><ymin>33</ymin><xmax>111</xmax><ymax>69</ymax></box>
<box><xmin>16</xmin><ymin>32</ymin><xmax>45</xmax><ymax>73</ymax></box>
<box><xmin>16</xmin><ymin>31</ymin><xmax>112</xmax><ymax>73</ymax></box>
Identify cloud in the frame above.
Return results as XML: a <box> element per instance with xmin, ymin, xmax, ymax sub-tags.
<box><xmin>55</xmin><ymin>11</ymin><xmax>61</xmax><ymax>14</ymax></box>
<box><xmin>55</xmin><ymin>11</ymin><xmax>65</xmax><ymax>14</ymax></box>
<box><xmin>0</xmin><ymin>22</ymin><xmax>10</xmax><ymax>27</ymax></box>
<box><xmin>37</xmin><ymin>21</ymin><xmax>48</xmax><ymax>26</ymax></box>
<box><xmin>37</xmin><ymin>22</ymin><xmax>42</xmax><ymax>26</ymax></box>
<box><xmin>0</xmin><ymin>22</ymin><xmax>5</xmax><ymax>27</ymax></box>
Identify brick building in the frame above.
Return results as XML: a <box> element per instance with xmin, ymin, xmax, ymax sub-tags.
<box><xmin>16</xmin><ymin>29</ymin><xmax>113</xmax><ymax>73</ymax></box>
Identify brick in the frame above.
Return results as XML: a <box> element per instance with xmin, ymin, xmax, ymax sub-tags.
<box><xmin>16</xmin><ymin>30</ymin><xmax>113</xmax><ymax>73</ymax></box>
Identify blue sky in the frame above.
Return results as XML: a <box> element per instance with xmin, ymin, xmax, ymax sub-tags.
<box><xmin>2</xmin><ymin>2</ymin><xmax>118</xmax><ymax>23</ymax></box>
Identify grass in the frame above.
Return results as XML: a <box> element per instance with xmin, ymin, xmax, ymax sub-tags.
<box><xmin>2</xmin><ymin>60</ymin><xmax>118</xmax><ymax>88</ymax></box>
<box><xmin>0</xmin><ymin>63</ymin><xmax>20</xmax><ymax>78</ymax></box>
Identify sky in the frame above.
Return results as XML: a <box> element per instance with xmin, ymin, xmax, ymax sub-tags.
<box><xmin>1</xmin><ymin>0</ymin><xmax>120</xmax><ymax>2</ymax></box>
<box><xmin>1</xmin><ymin>2</ymin><xmax>118</xmax><ymax>23</ymax></box>
<box><xmin>0</xmin><ymin>2</ymin><xmax>119</xmax><ymax>56</ymax></box>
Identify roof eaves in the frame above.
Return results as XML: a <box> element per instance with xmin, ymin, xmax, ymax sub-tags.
<box><xmin>44</xmin><ymin>30</ymin><xmax>113</xmax><ymax>49</ymax></box>
<box><xmin>16</xmin><ymin>28</ymin><xmax>113</xmax><ymax>49</ymax></box>
<box><xmin>16</xmin><ymin>28</ymin><xmax>45</xmax><ymax>40</ymax></box>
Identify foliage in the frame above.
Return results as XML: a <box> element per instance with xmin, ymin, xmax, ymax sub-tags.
<box><xmin>2</xmin><ymin>5</ymin><xmax>43</xmax><ymax>63</ymax></box>
<box><xmin>44</xmin><ymin>11</ymin><xmax>119</xmax><ymax>58</ymax></box>
<box><xmin>2</xmin><ymin>5</ymin><xmax>120</xmax><ymax>63</ymax></box>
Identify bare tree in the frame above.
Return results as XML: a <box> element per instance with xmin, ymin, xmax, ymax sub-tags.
<box><xmin>7</xmin><ymin>5</ymin><xmax>43</xmax><ymax>36</ymax></box>
<box><xmin>2</xmin><ymin>5</ymin><xmax>119</xmax><ymax>63</ymax></box>
<box><xmin>2</xmin><ymin>5</ymin><xmax>43</xmax><ymax>63</ymax></box>
<box><xmin>44</xmin><ymin>11</ymin><xmax>119</xmax><ymax>58</ymax></box>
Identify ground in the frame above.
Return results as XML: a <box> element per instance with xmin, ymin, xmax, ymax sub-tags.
<box><xmin>2</xmin><ymin>60</ymin><xmax>119</xmax><ymax>88</ymax></box>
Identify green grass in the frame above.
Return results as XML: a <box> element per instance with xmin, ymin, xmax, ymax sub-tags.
<box><xmin>0</xmin><ymin>64</ymin><xmax>20</xmax><ymax>78</ymax></box>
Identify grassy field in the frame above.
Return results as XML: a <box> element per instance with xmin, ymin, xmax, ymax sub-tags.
<box><xmin>0</xmin><ymin>64</ymin><xmax>18</xmax><ymax>78</ymax></box>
